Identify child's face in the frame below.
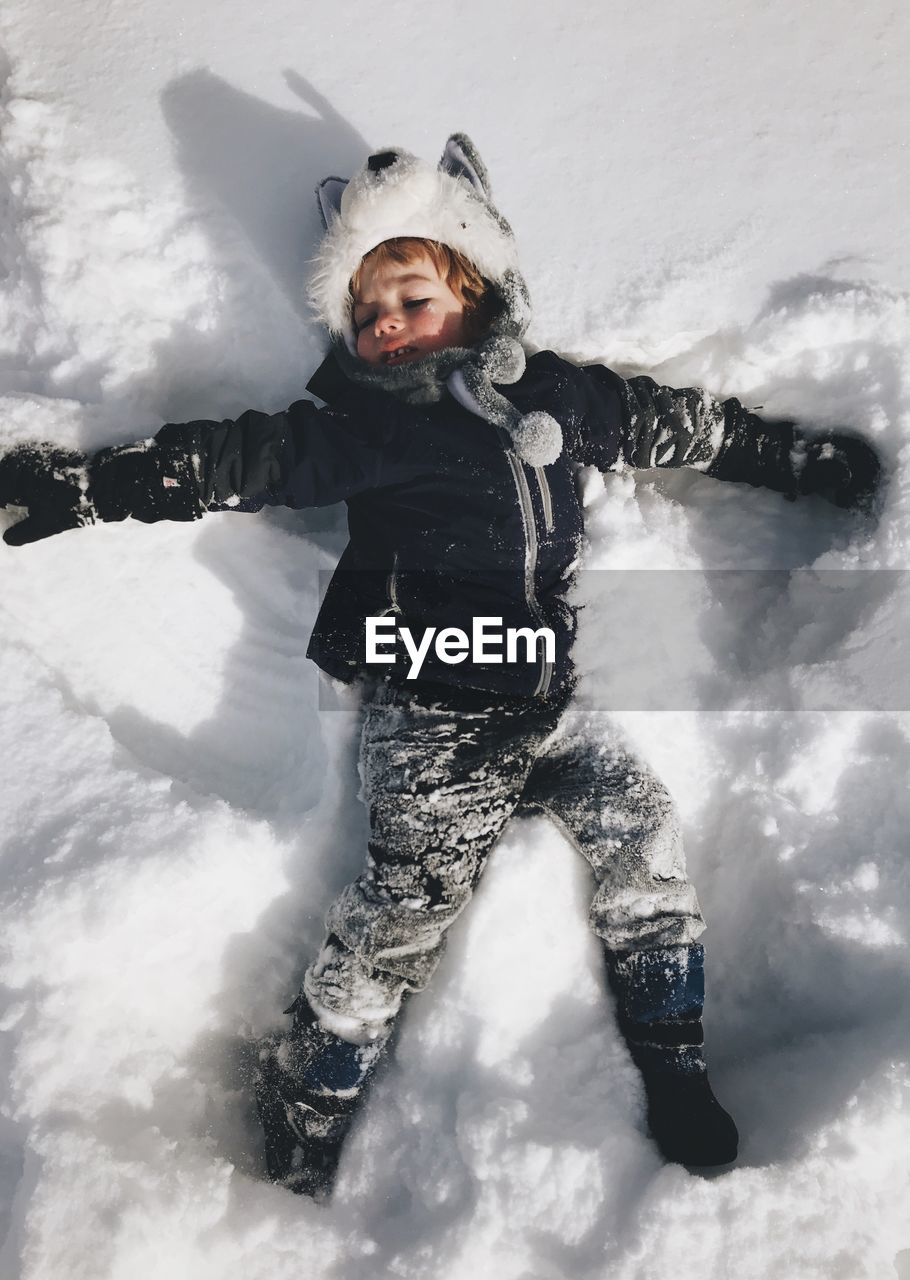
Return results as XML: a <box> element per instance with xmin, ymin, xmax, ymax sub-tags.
<box><xmin>352</xmin><ymin>251</ymin><xmax>470</xmax><ymax>366</ymax></box>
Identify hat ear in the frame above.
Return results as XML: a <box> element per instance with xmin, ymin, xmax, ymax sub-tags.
<box><xmin>439</xmin><ymin>133</ymin><xmax>492</xmax><ymax>199</ymax></box>
<box><xmin>315</xmin><ymin>176</ymin><xmax>348</xmax><ymax>230</ymax></box>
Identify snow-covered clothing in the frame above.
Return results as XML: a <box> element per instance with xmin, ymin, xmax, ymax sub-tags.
<box><xmin>302</xmin><ymin>679</ymin><xmax>704</xmax><ymax>1044</ymax></box>
<box><xmin>257</xmin><ymin>1006</ymin><xmax>386</xmax><ymax>1197</ymax></box>
<box><xmin>257</xmin><ymin>675</ymin><xmax>738</xmax><ymax>1188</ymax></box>
<box><xmin>93</xmin><ymin>345</ymin><xmax>809</xmax><ymax>703</ymax></box>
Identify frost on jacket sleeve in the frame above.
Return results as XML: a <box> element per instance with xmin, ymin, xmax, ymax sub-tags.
<box><xmin>569</xmin><ymin>362</ymin><xmax>798</xmax><ymax>494</ymax></box>
<box><xmin>153</xmin><ymin>397</ymin><xmax>407</xmax><ymax>511</ymax></box>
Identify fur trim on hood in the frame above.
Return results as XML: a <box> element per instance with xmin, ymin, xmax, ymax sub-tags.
<box><xmin>308</xmin><ymin>135</ymin><xmax>563</xmax><ymax>467</ymax></box>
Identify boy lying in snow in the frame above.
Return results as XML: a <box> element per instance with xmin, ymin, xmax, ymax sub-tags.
<box><xmin>0</xmin><ymin>134</ymin><xmax>881</xmax><ymax>1198</ymax></box>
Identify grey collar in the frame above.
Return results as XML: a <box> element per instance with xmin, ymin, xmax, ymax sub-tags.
<box><xmin>333</xmin><ymin>332</ymin><xmax>563</xmax><ymax>468</ymax></box>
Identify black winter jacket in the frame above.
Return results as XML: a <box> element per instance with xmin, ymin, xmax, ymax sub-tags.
<box><xmin>145</xmin><ymin>350</ymin><xmax>799</xmax><ymax>700</ymax></box>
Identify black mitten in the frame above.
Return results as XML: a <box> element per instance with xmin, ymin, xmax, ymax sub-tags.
<box><xmin>0</xmin><ymin>444</ymin><xmax>93</xmax><ymax>546</ymax></box>
<box><xmin>1</xmin><ymin>435</ymin><xmax>205</xmax><ymax>545</ymax></box>
<box><xmin>796</xmin><ymin>432</ymin><xmax>882</xmax><ymax>512</ymax></box>
<box><xmin>89</xmin><ymin>439</ymin><xmax>204</xmax><ymax>524</ymax></box>
<box><xmin>705</xmin><ymin>401</ymin><xmax>883</xmax><ymax>515</ymax></box>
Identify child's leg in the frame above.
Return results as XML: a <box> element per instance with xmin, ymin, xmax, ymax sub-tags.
<box><xmin>522</xmin><ymin>706</ymin><xmax>737</xmax><ymax>1166</ymax></box>
<box><xmin>522</xmin><ymin>706</ymin><xmax>704</xmax><ymax>951</ymax></box>
<box><xmin>303</xmin><ymin>685</ymin><xmax>558</xmax><ymax>1039</ymax></box>
<box><xmin>260</xmin><ymin>684</ymin><xmax>560</xmax><ymax>1193</ymax></box>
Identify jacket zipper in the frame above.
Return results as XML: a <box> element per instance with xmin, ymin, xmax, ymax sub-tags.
<box><xmin>500</xmin><ymin>439</ymin><xmax>553</xmax><ymax>698</ymax></box>
<box><xmin>444</xmin><ymin>371</ymin><xmax>555</xmax><ymax>698</ymax></box>
<box><xmin>385</xmin><ymin>551</ymin><xmax>401</xmax><ymax>614</ymax></box>
<box><xmin>534</xmin><ymin>466</ymin><xmax>554</xmax><ymax>533</ymax></box>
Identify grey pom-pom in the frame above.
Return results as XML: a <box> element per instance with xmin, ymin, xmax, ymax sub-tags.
<box><xmin>509</xmin><ymin>411</ymin><xmax>563</xmax><ymax>467</ymax></box>
<box><xmin>476</xmin><ymin>335</ymin><xmax>525</xmax><ymax>384</ymax></box>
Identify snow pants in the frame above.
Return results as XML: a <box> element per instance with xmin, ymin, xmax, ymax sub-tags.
<box><xmin>303</xmin><ymin>681</ymin><xmax>706</xmax><ymax>1044</ymax></box>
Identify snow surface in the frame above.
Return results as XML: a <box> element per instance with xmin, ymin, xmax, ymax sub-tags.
<box><xmin>2</xmin><ymin>2</ymin><xmax>910</xmax><ymax>1277</ymax></box>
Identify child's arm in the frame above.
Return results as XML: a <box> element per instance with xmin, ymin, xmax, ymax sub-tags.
<box><xmin>567</xmin><ymin>363</ymin><xmax>882</xmax><ymax>512</ymax></box>
<box><xmin>0</xmin><ymin>399</ymin><xmax>406</xmax><ymax>546</ymax></box>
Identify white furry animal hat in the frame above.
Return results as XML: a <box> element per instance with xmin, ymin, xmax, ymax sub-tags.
<box><xmin>308</xmin><ymin>134</ymin><xmax>563</xmax><ymax>468</ymax></box>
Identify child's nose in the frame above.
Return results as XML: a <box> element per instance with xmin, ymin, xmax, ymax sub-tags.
<box><xmin>376</xmin><ymin>310</ymin><xmax>404</xmax><ymax>334</ymax></box>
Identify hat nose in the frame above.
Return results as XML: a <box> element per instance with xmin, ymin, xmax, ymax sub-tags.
<box><xmin>367</xmin><ymin>151</ymin><xmax>398</xmax><ymax>173</ymax></box>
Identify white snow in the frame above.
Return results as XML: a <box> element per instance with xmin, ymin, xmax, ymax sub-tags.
<box><xmin>2</xmin><ymin>2</ymin><xmax>910</xmax><ymax>1277</ymax></box>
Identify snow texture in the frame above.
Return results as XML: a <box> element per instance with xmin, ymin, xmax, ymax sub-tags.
<box><xmin>1</xmin><ymin>2</ymin><xmax>910</xmax><ymax>1279</ymax></box>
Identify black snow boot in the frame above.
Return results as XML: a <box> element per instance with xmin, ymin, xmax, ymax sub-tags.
<box><xmin>255</xmin><ymin>998</ymin><xmax>386</xmax><ymax>1199</ymax></box>
<box><xmin>606</xmin><ymin>944</ymin><xmax>739</xmax><ymax>1168</ymax></box>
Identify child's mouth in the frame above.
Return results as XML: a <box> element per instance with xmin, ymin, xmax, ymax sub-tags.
<box><xmin>383</xmin><ymin>346</ymin><xmax>419</xmax><ymax>365</ymax></box>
